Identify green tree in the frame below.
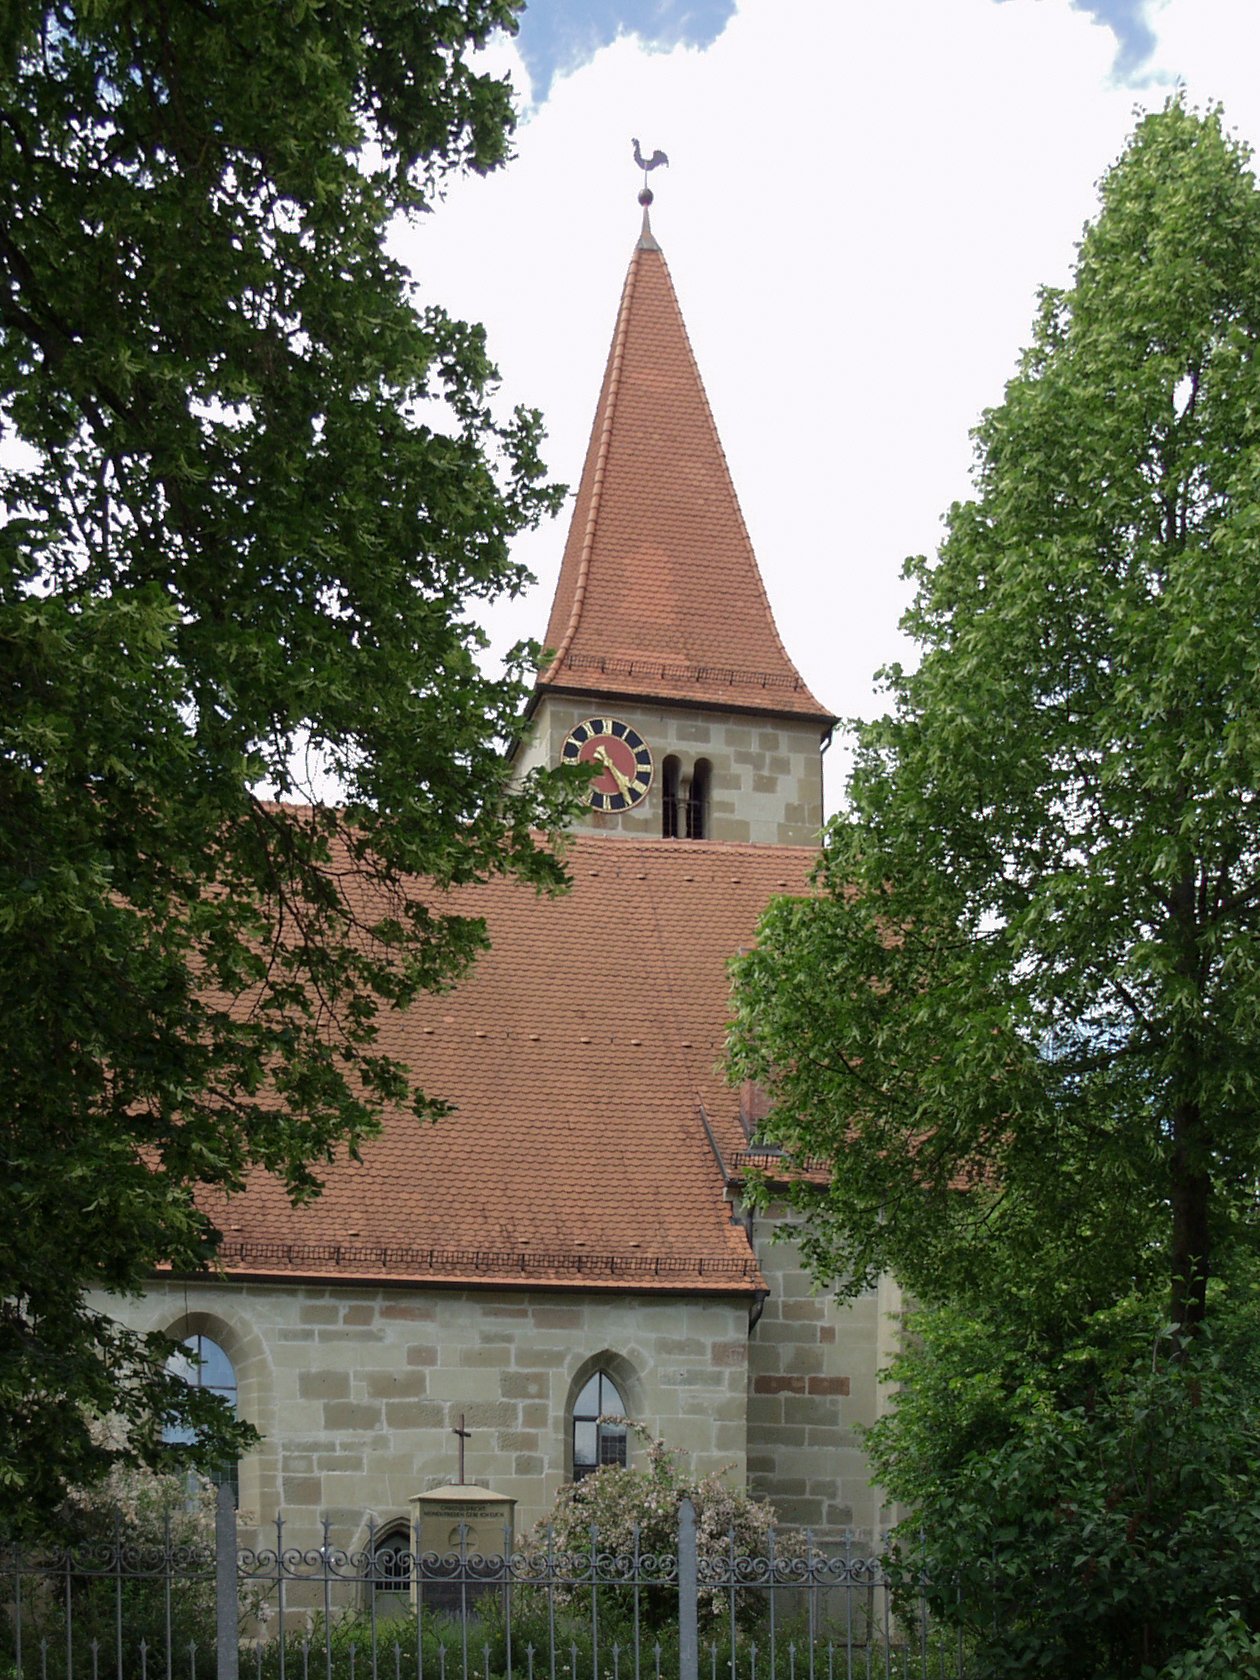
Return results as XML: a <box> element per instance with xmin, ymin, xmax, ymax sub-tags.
<box><xmin>731</xmin><ymin>97</ymin><xmax>1260</xmax><ymax>1680</ymax></box>
<box><xmin>731</xmin><ymin>99</ymin><xmax>1260</xmax><ymax>1345</ymax></box>
<box><xmin>865</xmin><ymin>1291</ymin><xmax>1260</xmax><ymax>1679</ymax></box>
<box><xmin>0</xmin><ymin>0</ymin><xmax>575</xmax><ymax>1521</ymax></box>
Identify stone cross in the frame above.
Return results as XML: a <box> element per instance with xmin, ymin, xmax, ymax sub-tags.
<box><xmin>452</xmin><ymin>1412</ymin><xmax>471</xmax><ymax>1484</ymax></box>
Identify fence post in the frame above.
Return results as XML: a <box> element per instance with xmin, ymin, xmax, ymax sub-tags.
<box><xmin>678</xmin><ymin>1497</ymin><xmax>698</xmax><ymax>1680</ymax></box>
<box><xmin>215</xmin><ymin>1480</ymin><xmax>239</xmax><ymax>1680</ymax></box>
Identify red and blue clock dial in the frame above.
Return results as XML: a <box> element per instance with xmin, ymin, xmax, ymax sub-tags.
<box><xmin>561</xmin><ymin>717</ymin><xmax>654</xmax><ymax>812</ymax></box>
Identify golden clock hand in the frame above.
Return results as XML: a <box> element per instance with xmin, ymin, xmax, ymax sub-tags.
<box><xmin>592</xmin><ymin>743</ymin><xmax>634</xmax><ymax>800</ymax></box>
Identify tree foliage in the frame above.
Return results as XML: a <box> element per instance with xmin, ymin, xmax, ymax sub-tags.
<box><xmin>868</xmin><ymin>1290</ymin><xmax>1260</xmax><ymax>1679</ymax></box>
<box><xmin>732</xmin><ymin>94</ymin><xmax>1260</xmax><ymax>1680</ymax></box>
<box><xmin>731</xmin><ymin>100</ymin><xmax>1260</xmax><ymax>1343</ymax></box>
<box><xmin>0</xmin><ymin>0</ymin><xmax>576</xmax><ymax>1518</ymax></box>
<box><xmin>16</xmin><ymin>1447</ymin><xmax>222</xmax><ymax>1677</ymax></box>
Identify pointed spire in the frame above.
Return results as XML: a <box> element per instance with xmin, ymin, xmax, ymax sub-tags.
<box><xmin>538</xmin><ymin>217</ymin><xmax>832</xmax><ymax>722</ymax></box>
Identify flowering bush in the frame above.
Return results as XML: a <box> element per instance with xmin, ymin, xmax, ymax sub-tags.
<box><xmin>58</xmin><ymin>1442</ymin><xmax>216</xmax><ymax>1543</ymax></box>
<box><xmin>529</xmin><ymin>1421</ymin><xmax>803</xmax><ymax>1628</ymax></box>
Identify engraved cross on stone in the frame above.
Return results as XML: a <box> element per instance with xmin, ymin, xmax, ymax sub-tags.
<box><xmin>452</xmin><ymin>1411</ymin><xmax>471</xmax><ymax>1484</ymax></box>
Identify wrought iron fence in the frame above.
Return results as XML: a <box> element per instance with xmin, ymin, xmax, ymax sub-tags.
<box><xmin>2</xmin><ymin>1487</ymin><xmax>961</xmax><ymax>1680</ymax></box>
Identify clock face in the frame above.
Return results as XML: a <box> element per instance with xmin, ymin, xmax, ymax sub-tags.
<box><xmin>561</xmin><ymin>716</ymin><xmax>654</xmax><ymax>812</ymax></box>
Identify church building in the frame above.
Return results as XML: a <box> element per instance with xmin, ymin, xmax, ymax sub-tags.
<box><xmin>106</xmin><ymin>195</ymin><xmax>898</xmax><ymax>1556</ymax></box>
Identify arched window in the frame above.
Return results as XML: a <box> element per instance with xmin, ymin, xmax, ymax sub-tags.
<box><xmin>661</xmin><ymin>755</ymin><xmax>682</xmax><ymax>838</ymax></box>
<box><xmin>571</xmin><ymin>1370</ymin><xmax>627</xmax><ymax>1480</ymax></box>
<box><xmin>370</xmin><ymin>1523</ymin><xmax>412</xmax><ymax>1593</ymax></box>
<box><xmin>686</xmin><ymin>759</ymin><xmax>711</xmax><ymax>840</ymax></box>
<box><xmin>164</xmin><ymin>1335</ymin><xmax>239</xmax><ymax>1495</ymax></box>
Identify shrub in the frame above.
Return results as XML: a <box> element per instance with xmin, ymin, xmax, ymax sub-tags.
<box><xmin>526</xmin><ymin>1421</ymin><xmax>804</xmax><ymax>1629</ymax></box>
<box><xmin>869</xmin><ymin>1293</ymin><xmax>1260</xmax><ymax>1680</ymax></box>
<box><xmin>1157</xmin><ymin>1604</ymin><xmax>1260</xmax><ymax>1680</ymax></box>
<box><xmin>4</xmin><ymin>1452</ymin><xmax>218</xmax><ymax>1679</ymax></box>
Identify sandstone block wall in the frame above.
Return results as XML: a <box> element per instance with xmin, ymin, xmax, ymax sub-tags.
<box><xmin>513</xmin><ymin>697</ymin><xmax>826</xmax><ymax>847</ymax></box>
<box><xmin>102</xmin><ymin>1281</ymin><xmax>751</xmax><ymax>1549</ymax></box>
<box><xmin>745</xmin><ymin>1208</ymin><xmax>900</xmax><ymax>1540</ymax></box>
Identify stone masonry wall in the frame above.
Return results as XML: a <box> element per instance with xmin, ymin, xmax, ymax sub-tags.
<box><xmin>513</xmin><ymin>697</ymin><xmax>826</xmax><ymax>847</ymax></box>
<box><xmin>745</xmin><ymin>1207</ymin><xmax>901</xmax><ymax>1541</ymax></box>
<box><xmin>104</xmin><ymin>1281</ymin><xmax>751</xmax><ymax>1549</ymax></box>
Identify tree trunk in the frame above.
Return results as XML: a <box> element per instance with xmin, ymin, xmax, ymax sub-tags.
<box><xmin>1169</xmin><ymin>1096</ymin><xmax>1210</xmax><ymax>1350</ymax></box>
<box><xmin>1168</xmin><ymin>863</ymin><xmax>1209</xmax><ymax>1352</ymax></box>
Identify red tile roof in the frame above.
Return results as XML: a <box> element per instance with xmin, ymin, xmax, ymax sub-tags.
<box><xmin>537</xmin><ymin>216</ymin><xmax>832</xmax><ymax>723</ymax></box>
<box><xmin>207</xmin><ymin>835</ymin><xmax>817</xmax><ymax>1293</ymax></box>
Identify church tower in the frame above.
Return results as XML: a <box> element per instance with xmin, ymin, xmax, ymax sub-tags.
<box><xmin>513</xmin><ymin>199</ymin><xmax>834</xmax><ymax>846</ymax></box>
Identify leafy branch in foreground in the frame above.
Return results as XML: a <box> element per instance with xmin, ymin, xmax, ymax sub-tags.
<box><xmin>1</xmin><ymin>0</ymin><xmax>579</xmax><ymax>1519</ymax></box>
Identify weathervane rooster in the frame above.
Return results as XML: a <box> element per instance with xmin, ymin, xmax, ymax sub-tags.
<box><xmin>632</xmin><ymin>138</ymin><xmax>669</xmax><ymax>176</ymax></box>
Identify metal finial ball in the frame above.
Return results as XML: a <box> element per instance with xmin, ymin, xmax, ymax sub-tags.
<box><xmin>638</xmin><ymin>187</ymin><xmax>654</xmax><ymax>207</ymax></box>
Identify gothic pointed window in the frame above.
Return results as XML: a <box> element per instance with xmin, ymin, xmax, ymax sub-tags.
<box><xmin>571</xmin><ymin>1370</ymin><xmax>628</xmax><ymax>1480</ymax></box>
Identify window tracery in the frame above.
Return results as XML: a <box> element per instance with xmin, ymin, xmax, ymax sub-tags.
<box><xmin>571</xmin><ymin>1369</ymin><xmax>628</xmax><ymax>1480</ymax></box>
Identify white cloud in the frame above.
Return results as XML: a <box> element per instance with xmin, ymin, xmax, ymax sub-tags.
<box><xmin>1146</xmin><ymin>0</ymin><xmax>1260</xmax><ymax>129</ymax></box>
<box><xmin>395</xmin><ymin>0</ymin><xmax>1260</xmax><ymax>812</ymax></box>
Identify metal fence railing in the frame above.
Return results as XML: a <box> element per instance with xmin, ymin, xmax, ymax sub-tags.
<box><xmin>3</xmin><ymin>1486</ymin><xmax>960</xmax><ymax>1680</ymax></box>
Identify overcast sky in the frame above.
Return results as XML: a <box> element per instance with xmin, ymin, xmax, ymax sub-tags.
<box><xmin>397</xmin><ymin>0</ymin><xmax>1260</xmax><ymax>814</ymax></box>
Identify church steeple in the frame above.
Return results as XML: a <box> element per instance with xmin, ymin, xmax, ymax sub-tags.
<box><xmin>538</xmin><ymin>212</ymin><xmax>830</xmax><ymax>723</ymax></box>
<box><xmin>517</xmin><ymin>202</ymin><xmax>833</xmax><ymax>847</ymax></box>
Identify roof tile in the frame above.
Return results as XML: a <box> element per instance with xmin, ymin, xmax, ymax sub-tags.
<box><xmin>206</xmin><ymin>834</ymin><xmax>816</xmax><ymax>1293</ymax></box>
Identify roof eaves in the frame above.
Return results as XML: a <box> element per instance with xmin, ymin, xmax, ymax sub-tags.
<box><xmin>190</xmin><ymin>1239</ymin><xmax>763</xmax><ymax>1290</ymax></box>
<box><xmin>166</xmin><ymin>1265</ymin><xmax>764</xmax><ymax>1298</ymax></box>
<box><xmin>727</xmin><ymin>1148</ymin><xmax>832</xmax><ymax>1189</ymax></box>
<box><xmin>539</xmin><ymin>674</ymin><xmax>836</xmax><ymax>728</ymax></box>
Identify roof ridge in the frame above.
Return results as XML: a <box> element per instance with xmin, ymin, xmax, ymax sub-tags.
<box><xmin>542</xmin><ymin>244</ymin><xmax>640</xmax><ymax>681</ymax></box>
<box><xmin>567</xmin><ymin>833</ymin><xmax>822</xmax><ymax>859</ymax></box>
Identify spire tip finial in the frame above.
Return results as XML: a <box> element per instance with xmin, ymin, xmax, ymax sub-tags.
<box><xmin>631</xmin><ymin>139</ymin><xmax>667</xmax><ymax>248</ymax></box>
